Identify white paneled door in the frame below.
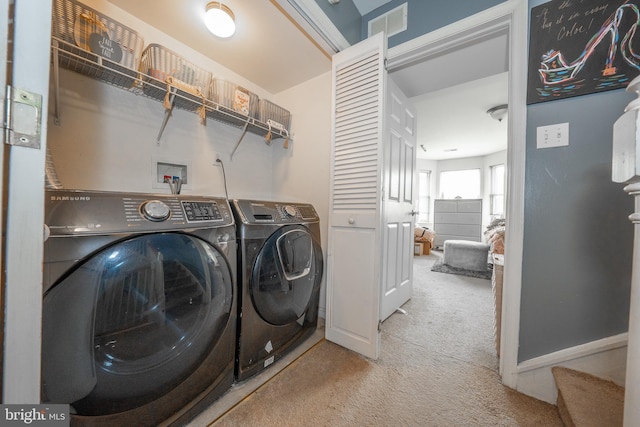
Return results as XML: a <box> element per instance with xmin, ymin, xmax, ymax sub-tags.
<box><xmin>326</xmin><ymin>32</ymin><xmax>416</xmax><ymax>359</ymax></box>
<box><xmin>379</xmin><ymin>78</ymin><xmax>416</xmax><ymax>322</ymax></box>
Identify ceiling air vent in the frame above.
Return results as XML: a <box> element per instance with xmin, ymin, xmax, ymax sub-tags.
<box><xmin>367</xmin><ymin>3</ymin><xmax>407</xmax><ymax>38</ymax></box>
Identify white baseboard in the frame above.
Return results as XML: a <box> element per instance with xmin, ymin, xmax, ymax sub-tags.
<box><xmin>514</xmin><ymin>333</ymin><xmax>628</xmax><ymax>404</ymax></box>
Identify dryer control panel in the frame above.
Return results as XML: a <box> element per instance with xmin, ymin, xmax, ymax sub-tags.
<box><xmin>233</xmin><ymin>199</ymin><xmax>319</xmax><ymax>224</ymax></box>
<box><xmin>182</xmin><ymin>200</ymin><xmax>224</xmax><ymax>222</ymax></box>
<box><xmin>45</xmin><ymin>189</ymin><xmax>233</xmax><ymax>236</ymax></box>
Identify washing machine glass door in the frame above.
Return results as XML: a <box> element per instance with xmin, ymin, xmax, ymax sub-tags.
<box><xmin>41</xmin><ymin>232</ymin><xmax>233</xmax><ymax>416</ymax></box>
<box><xmin>251</xmin><ymin>225</ymin><xmax>323</xmax><ymax>325</ymax></box>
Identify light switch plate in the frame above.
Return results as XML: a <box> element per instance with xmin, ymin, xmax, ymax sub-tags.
<box><xmin>537</xmin><ymin>123</ymin><xmax>569</xmax><ymax>149</ymax></box>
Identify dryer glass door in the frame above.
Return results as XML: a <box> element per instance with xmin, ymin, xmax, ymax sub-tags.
<box><xmin>251</xmin><ymin>225</ymin><xmax>323</xmax><ymax>325</ymax></box>
<box><xmin>41</xmin><ymin>232</ymin><xmax>233</xmax><ymax>415</ymax></box>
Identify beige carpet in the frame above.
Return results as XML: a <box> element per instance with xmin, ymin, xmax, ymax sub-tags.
<box><xmin>208</xmin><ymin>252</ymin><xmax>563</xmax><ymax>426</ymax></box>
<box><xmin>553</xmin><ymin>366</ymin><xmax>624</xmax><ymax>426</ymax></box>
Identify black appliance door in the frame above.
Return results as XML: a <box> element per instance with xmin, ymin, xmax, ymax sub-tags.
<box><xmin>251</xmin><ymin>225</ymin><xmax>323</xmax><ymax>325</ymax></box>
<box><xmin>41</xmin><ymin>232</ymin><xmax>233</xmax><ymax>416</ymax></box>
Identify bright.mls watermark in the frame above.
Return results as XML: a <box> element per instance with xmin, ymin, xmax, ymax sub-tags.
<box><xmin>0</xmin><ymin>405</ymin><xmax>69</xmax><ymax>426</ymax></box>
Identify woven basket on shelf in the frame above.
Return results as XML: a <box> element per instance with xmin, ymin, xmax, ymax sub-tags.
<box><xmin>139</xmin><ymin>43</ymin><xmax>212</xmax><ymax>115</ymax></box>
<box><xmin>51</xmin><ymin>0</ymin><xmax>144</xmax><ymax>87</ymax></box>
<box><xmin>259</xmin><ymin>99</ymin><xmax>291</xmax><ymax>132</ymax></box>
<box><xmin>211</xmin><ymin>79</ymin><xmax>259</xmax><ymax>118</ymax></box>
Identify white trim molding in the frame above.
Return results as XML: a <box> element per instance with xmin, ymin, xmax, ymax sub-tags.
<box><xmin>4</xmin><ymin>0</ymin><xmax>53</xmax><ymax>402</ymax></box>
<box><xmin>272</xmin><ymin>0</ymin><xmax>351</xmax><ymax>55</ymax></box>
<box><xmin>612</xmin><ymin>91</ymin><xmax>640</xmax><ymax>424</ymax></box>
<box><xmin>516</xmin><ymin>334</ymin><xmax>628</xmax><ymax>404</ymax></box>
<box><xmin>387</xmin><ymin>0</ymin><xmax>518</xmax><ymax>70</ymax></box>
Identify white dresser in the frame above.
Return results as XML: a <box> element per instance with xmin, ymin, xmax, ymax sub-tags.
<box><xmin>433</xmin><ymin>199</ymin><xmax>483</xmax><ymax>247</ymax></box>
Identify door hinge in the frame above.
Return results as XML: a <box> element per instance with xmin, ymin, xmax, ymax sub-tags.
<box><xmin>3</xmin><ymin>85</ymin><xmax>42</xmax><ymax>149</ymax></box>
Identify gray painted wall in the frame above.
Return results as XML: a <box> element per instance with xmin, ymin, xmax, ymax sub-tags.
<box><xmin>519</xmin><ymin>0</ymin><xmax>635</xmax><ymax>362</ymax></box>
<box><xmin>521</xmin><ymin>84</ymin><xmax>634</xmax><ymax>361</ymax></box>
<box><xmin>361</xmin><ymin>0</ymin><xmax>506</xmax><ymax>48</ymax></box>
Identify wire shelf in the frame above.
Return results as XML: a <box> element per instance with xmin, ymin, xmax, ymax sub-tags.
<box><xmin>51</xmin><ymin>37</ymin><xmax>290</xmax><ymax>141</ymax></box>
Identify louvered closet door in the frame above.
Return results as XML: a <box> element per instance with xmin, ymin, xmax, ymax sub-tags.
<box><xmin>326</xmin><ymin>33</ymin><xmax>385</xmax><ymax>360</ymax></box>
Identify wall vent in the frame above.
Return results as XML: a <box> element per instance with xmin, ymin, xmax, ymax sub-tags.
<box><xmin>367</xmin><ymin>3</ymin><xmax>407</xmax><ymax>38</ymax></box>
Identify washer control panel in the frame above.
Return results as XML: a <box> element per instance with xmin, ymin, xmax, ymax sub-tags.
<box><xmin>181</xmin><ymin>200</ymin><xmax>224</xmax><ymax>222</ymax></box>
<box><xmin>278</xmin><ymin>204</ymin><xmax>300</xmax><ymax>219</ymax></box>
<box><xmin>141</xmin><ymin>200</ymin><xmax>171</xmax><ymax>221</ymax></box>
<box><xmin>45</xmin><ymin>189</ymin><xmax>233</xmax><ymax>236</ymax></box>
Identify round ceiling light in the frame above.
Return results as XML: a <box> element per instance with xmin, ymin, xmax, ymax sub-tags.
<box><xmin>205</xmin><ymin>2</ymin><xmax>236</xmax><ymax>38</ymax></box>
<box><xmin>487</xmin><ymin>104</ymin><xmax>508</xmax><ymax>122</ymax></box>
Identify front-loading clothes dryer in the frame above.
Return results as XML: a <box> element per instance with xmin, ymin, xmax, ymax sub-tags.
<box><xmin>231</xmin><ymin>199</ymin><xmax>323</xmax><ymax>381</ymax></box>
<box><xmin>41</xmin><ymin>189</ymin><xmax>236</xmax><ymax>426</ymax></box>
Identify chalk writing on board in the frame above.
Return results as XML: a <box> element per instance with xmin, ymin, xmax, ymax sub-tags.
<box><xmin>527</xmin><ymin>0</ymin><xmax>640</xmax><ymax>104</ymax></box>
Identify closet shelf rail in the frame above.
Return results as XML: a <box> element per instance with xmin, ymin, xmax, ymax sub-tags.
<box><xmin>50</xmin><ymin>37</ymin><xmax>291</xmax><ymax>142</ymax></box>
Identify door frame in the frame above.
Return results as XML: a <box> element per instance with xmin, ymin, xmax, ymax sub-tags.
<box><xmin>2</xmin><ymin>0</ymin><xmax>53</xmax><ymax>402</ymax></box>
<box><xmin>0</xmin><ymin>0</ymin><xmax>7</xmax><ymax>402</ymax></box>
<box><xmin>385</xmin><ymin>0</ymin><xmax>527</xmax><ymax>388</ymax></box>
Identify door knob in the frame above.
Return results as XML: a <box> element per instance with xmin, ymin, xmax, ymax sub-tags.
<box><xmin>410</xmin><ymin>210</ymin><xmax>418</xmax><ymax>216</ymax></box>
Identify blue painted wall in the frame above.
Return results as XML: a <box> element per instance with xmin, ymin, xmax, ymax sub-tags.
<box><xmin>361</xmin><ymin>0</ymin><xmax>506</xmax><ymax>48</ymax></box>
<box><xmin>519</xmin><ymin>0</ymin><xmax>634</xmax><ymax>361</ymax></box>
<box><xmin>521</xmin><ymin>90</ymin><xmax>634</xmax><ymax>361</ymax></box>
<box><xmin>313</xmin><ymin>0</ymin><xmax>361</xmax><ymax>45</ymax></box>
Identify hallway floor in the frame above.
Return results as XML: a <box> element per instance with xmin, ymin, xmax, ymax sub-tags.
<box><xmin>192</xmin><ymin>252</ymin><xmax>563</xmax><ymax>426</ymax></box>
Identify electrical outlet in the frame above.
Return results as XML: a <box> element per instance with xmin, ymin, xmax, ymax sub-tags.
<box><xmin>537</xmin><ymin>123</ymin><xmax>569</xmax><ymax>149</ymax></box>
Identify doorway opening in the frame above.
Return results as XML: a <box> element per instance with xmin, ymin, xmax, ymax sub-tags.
<box><xmin>384</xmin><ymin>2</ymin><xmax>528</xmax><ymax>387</ymax></box>
<box><xmin>322</xmin><ymin>1</ymin><xmax>527</xmax><ymax>389</ymax></box>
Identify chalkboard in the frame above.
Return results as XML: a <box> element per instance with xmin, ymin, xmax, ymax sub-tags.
<box><xmin>527</xmin><ymin>0</ymin><xmax>640</xmax><ymax>104</ymax></box>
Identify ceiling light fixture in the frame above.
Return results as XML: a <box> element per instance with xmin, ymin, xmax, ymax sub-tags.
<box><xmin>204</xmin><ymin>2</ymin><xmax>236</xmax><ymax>38</ymax></box>
<box><xmin>487</xmin><ymin>104</ymin><xmax>508</xmax><ymax>122</ymax></box>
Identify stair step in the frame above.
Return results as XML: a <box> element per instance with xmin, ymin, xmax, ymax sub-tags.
<box><xmin>552</xmin><ymin>367</ymin><xmax>624</xmax><ymax>427</ymax></box>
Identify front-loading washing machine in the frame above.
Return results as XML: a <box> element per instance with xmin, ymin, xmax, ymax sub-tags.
<box><xmin>231</xmin><ymin>199</ymin><xmax>323</xmax><ymax>381</ymax></box>
<box><xmin>41</xmin><ymin>189</ymin><xmax>236</xmax><ymax>426</ymax></box>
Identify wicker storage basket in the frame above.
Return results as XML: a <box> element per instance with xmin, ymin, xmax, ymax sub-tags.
<box><xmin>258</xmin><ymin>99</ymin><xmax>291</xmax><ymax>132</ymax></box>
<box><xmin>211</xmin><ymin>79</ymin><xmax>258</xmax><ymax>117</ymax></box>
<box><xmin>51</xmin><ymin>0</ymin><xmax>144</xmax><ymax>87</ymax></box>
<box><xmin>139</xmin><ymin>44</ymin><xmax>212</xmax><ymax>112</ymax></box>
